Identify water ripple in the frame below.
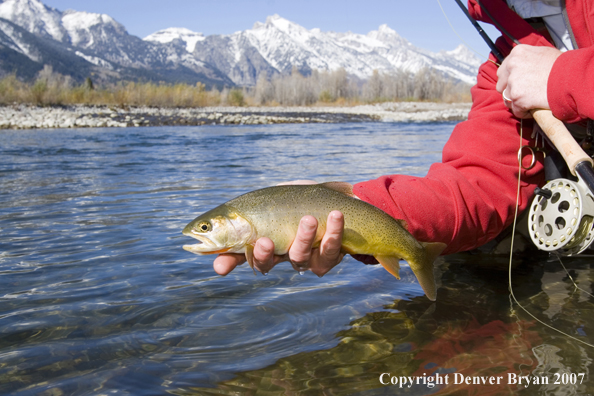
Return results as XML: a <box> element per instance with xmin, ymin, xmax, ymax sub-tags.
<box><xmin>9</xmin><ymin>124</ymin><xmax>588</xmax><ymax>395</ymax></box>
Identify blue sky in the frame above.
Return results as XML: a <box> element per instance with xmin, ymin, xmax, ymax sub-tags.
<box><xmin>43</xmin><ymin>0</ymin><xmax>500</xmax><ymax>59</ymax></box>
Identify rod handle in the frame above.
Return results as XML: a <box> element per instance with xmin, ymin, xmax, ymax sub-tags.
<box><xmin>531</xmin><ymin>109</ymin><xmax>593</xmax><ymax>176</ymax></box>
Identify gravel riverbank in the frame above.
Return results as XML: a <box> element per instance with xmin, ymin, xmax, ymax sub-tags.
<box><xmin>0</xmin><ymin>102</ymin><xmax>471</xmax><ymax>129</ymax></box>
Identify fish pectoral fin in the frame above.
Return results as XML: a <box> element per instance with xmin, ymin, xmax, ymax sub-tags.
<box><xmin>321</xmin><ymin>182</ymin><xmax>358</xmax><ymax>199</ymax></box>
<box><xmin>375</xmin><ymin>255</ymin><xmax>401</xmax><ymax>280</ymax></box>
<box><xmin>245</xmin><ymin>244</ymin><xmax>257</xmax><ymax>275</ymax></box>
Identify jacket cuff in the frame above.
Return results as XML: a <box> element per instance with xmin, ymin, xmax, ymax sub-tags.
<box><xmin>548</xmin><ymin>48</ymin><xmax>594</xmax><ymax>123</ymax></box>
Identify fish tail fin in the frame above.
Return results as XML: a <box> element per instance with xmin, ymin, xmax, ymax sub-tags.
<box><xmin>409</xmin><ymin>242</ymin><xmax>447</xmax><ymax>301</ymax></box>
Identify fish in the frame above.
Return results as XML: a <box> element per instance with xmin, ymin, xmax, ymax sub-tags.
<box><xmin>182</xmin><ymin>182</ymin><xmax>447</xmax><ymax>300</ymax></box>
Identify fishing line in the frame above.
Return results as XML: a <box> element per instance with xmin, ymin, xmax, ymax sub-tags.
<box><xmin>435</xmin><ymin>0</ymin><xmax>493</xmax><ymax>63</ymax></box>
<box><xmin>444</xmin><ymin>0</ymin><xmax>593</xmax><ymax>347</ymax></box>
<box><xmin>508</xmin><ymin>120</ymin><xmax>594</xmax><ymax>349</ymax></box>
<box><xmin>554</xmin><ymin>254</ymin><xmax>594</xmax><ymax>299</ymax></box>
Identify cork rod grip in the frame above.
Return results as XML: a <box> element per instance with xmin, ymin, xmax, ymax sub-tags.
<box><xmin>531</xmin><ymin>109</ymin><xmax>593</xmax><ymax>175</ymax></box>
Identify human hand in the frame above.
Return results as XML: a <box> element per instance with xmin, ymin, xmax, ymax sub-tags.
<box><xmin>213</xmin><ymin>210</ymin><xmax>345</xmax><ymax>277</ymax></box>
<box><xmin>496</xmin><ymin>44</ymin><xmax>562</xmax><ymax>118</ymax></box>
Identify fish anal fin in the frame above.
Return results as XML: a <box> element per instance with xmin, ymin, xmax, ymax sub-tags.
<box><xmin>321</xmin><ymin>182</ymin><xmax>358</xmax><ymax>199</ymax></box>
<box><xmin>245</xmin><ymin>244</ymin><xmax>257</xmax><ymax>275</ymax></box>
<box><xmin>375</xmin><ymin>255</ymin><xmax>401</xmax><ymax>280</ymax></box>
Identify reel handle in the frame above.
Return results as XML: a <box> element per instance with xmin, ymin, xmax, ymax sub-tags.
<box><xmin>531</xmin><ymin>109</ymin><xmax>594</xmax><ymax>176</ymax></box>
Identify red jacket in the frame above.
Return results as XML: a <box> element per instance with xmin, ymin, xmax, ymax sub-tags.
<box><xmin>353</xmin><ymin>0</ymin><xmax>594</xmax><ymax>255</ymax></box>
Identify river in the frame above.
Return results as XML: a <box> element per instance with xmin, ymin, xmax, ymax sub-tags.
<box><xmin>1</xmin><ymin>123</ymin><xmax>592</xmax><ymax>395</ymax></box>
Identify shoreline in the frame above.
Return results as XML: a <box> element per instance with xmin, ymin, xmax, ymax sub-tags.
<box><xmin>0</xmin><ymin>102</ymin><xmax>471</xmax><ymax>129</ymax></box>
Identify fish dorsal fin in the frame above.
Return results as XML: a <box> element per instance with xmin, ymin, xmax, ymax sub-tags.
<box><xmin>321</xmin><ymin>182</ymin><xmax>358</xmax><ymax>199</ymax></box>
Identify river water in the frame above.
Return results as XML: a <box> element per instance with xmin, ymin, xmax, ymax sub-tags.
<box><xmin>1</xmin><ymin>123</ymin><xmax>593</xmax><ymax>395</ymax></box>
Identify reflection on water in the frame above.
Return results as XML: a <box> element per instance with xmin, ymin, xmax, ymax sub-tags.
<box><xmin>177</xmin><ymin>255</ymin><xmax>594</xmax><ymax>396</ymax></box>
<box><xmin>0</xmin><ymin>124</ymin><xmax>592</xmax><ymax>395</ymax></box>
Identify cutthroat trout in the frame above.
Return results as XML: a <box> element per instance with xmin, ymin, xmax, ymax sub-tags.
<box><xmin>183</xmin><ymin>182</ymin><xmax>446</xmax><ymax>300</ymax></box>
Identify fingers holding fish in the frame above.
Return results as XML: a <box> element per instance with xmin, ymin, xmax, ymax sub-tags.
<box><xmin>288</xmin><ymin>215</ymin><xmax>319</xmax><ymax>272</ymax></box>
<box><xmin>212</xmin><ymin>239</ymin><xmax>289</xmax><ymax>276</ymax></box>
<box><xmin>214</xmin><ymin>212</ymin><xmax>345</xmax><ymax>276</ymax></box>
<box><xmin>309</xmin><ymin>211</ymin><xmax>345</xmax><ymax>277</ymax></box>
<box><xmin>252</xmin><ymin>237</ymin><xmax>283</xmax><ymax>275</ymax></box>
<box><xmin>183</xmin><ymin>183</ymin><xmax>444</xmax><ymax>300</ymax></box>
<box><xmin>213</xmin><ymin>253</ymin><xmax>246</xmax><ymax>276</ymax></box>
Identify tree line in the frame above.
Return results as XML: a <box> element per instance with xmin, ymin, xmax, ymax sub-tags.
<box><xmin>0</xmin><ymin>65</ymin><xmax>471</xmax><ymax>107</ymax></box>
<box><xmin>250</xmin><ymin>67</ymin><xmax>471</xmax><ymax>105</ymax></box>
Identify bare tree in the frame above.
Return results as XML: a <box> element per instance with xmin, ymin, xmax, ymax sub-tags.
<box><xmin>253</xmin><ymin>73</ymin><xmax>274</xmax><ymax>105</ymax></box>
<box><xmin>244</xmin><ymin>66</ymin><xmax>471</xmax><ymax>105</ymax></box>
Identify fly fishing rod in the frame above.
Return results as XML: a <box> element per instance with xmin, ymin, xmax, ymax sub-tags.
<box><xmin>455</xmin><ymin>0</ymin><xmax>594</xmax><ymax>254</ymax></box>
<box><xmin>453</xmin><ymin>0</ymin><xmax>504</xmax><ymax>63</ymax></box>
<box><xmin>454</xmin><ymin>2</ymin><xmax>594</xmax><ymax>351</ymax></box>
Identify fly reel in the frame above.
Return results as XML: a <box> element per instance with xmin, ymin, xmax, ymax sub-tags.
<box><xmin>528</xmin><ymin>178</ymin><xmax>594</xmax><ymax>255</ymax></box>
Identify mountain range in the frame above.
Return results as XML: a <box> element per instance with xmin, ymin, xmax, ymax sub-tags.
<box><xmin>0</xmin><ymin>0</ymin><xmax>481</xmax><ymax>88</ymax></box>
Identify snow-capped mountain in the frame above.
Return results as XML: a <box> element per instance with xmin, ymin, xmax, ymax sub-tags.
<box><xmin>0</xmin><ymin>0</ymin><xmax>233</xmax><ymax>86</ymax></box>
<box><xmin>188</xmin><ymin>15</ymin><xmax>480</xmax><ymax>86</ymax></box>
<box><xmin>61</xmin><ymin>10</ymin><xmax>125</xmax><ymax>49</ymax></box>
<box><xmin>434</xmin><ymin>45</ymin><xmax>482</xmax><ymax>85</ymax></box>
<box><xmin>0</xmin><ymin>0</ymin><xmax>480</xmax><ymax>88</ymax></box>
<box><xmin>144</xmin><ymin>28</ymin><xmax>205</xmax><ymax>53</ymax></box>
<box><xmin>0</xmin><ymin>16</ymin><xmax>98</xmax><ymax>81</ymax></box>
<box><xmin>0</xmin><ymin>0</ymin><xmax>66</xmax><ymax>42</ymax></box>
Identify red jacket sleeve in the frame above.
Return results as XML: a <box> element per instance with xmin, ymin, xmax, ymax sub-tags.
<box><xmin>353</xmin><ymin>58</ymin><xmax>545</xmax><ymax>255</ymax></box>
<box><xmin>548</xmin><ymin>46</ymin><xmax>594</xmax><ymax>123</ymax></box>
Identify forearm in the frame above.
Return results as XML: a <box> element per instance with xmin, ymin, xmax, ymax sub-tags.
<box><xmin>548</xmin><ymin>46</ymin><xmax>594</xmax><ymax>123</ymax></box>
<box><xmin>355</xmin><ymin>61</ymin><xmax>545</xmax><ymax>255</ymax></box>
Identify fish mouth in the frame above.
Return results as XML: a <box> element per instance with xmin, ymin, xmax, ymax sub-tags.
<box><xmin>182</xmin><ymin>229</ymin><xmax>231</xmax><ymax>255</ymax></box>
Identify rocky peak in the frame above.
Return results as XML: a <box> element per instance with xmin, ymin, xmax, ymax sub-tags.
<box><xmin>0</xmin><ymin>0</ymin><xmax>67</xmax><ymax>42</ymax></box>
<box><xmin>61</xmin><ymin>10</ymin><xmax>127</xmax><ymax>48</ymax></box>
<box><xmin>143</xmin><ymin>27</ymin><xmax>205</xmax><ymax>52</ymax></box>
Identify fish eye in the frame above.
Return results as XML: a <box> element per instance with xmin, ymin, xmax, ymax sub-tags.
<box><xmin>196</xmin><ymin>221</ymin><xmax>212</xmax><ymax>233</ymax></box>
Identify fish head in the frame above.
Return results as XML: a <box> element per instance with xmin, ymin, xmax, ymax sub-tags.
<box><xmin>182</xmin><ymin>205</ymin><xmax>255</xmax><ymax>255</ymax></box>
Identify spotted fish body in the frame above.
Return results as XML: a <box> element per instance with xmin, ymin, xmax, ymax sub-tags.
<box><xmin>183</xmin><ymin>182</ymin><xmax>446</xmax><ymax>300</ymax></box>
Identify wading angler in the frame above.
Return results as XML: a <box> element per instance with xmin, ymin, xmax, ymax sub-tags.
<box><xmin>204</xmin><ymin>0</ymin><xmax>594</xmax><ymax>304</ymax></box>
